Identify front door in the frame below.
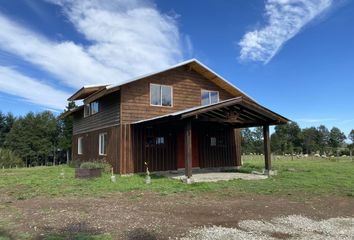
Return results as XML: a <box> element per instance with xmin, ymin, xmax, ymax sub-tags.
<box><xmin>176</xmin><ymin>128</ymin><xmax>199</xmax><ymax>169</ymax></box>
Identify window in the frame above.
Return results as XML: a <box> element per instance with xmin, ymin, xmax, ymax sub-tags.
<box><xmin>150</xmin><ymin>84</ymin><xmax>172</xmax><ymax>107</ymax></box>
<box><xmin>201</xmin><ymin>90</ymin><xmax>219</xmax><ymax>106</ymax></box>
<box><xmin>84</xmin><ymin>104</ymin><xmax>90</xmax><ymax>117</ymax></box>
<box><xmin>210</xmin><ymin>137</ymin><xmax>217</xmax><ymax>146</ymax></box>
<box><xmin>156</xmin><ymin>137</ymin><xmax>165</xmax><ymax>145</ymax></box>
<box><xmin>78</xmin><ymin>137</ymin><xmax>83</xmax><ymax>155</ymax></box>
<box><xmin>90</xmin><ymin>101</ymin><xmax>99</xmax><ymax>115</ymax></box>
<box><xmin>84</xmin><ymin>101</ymin><xmax>99</xmax><ymax>117</ymax></box>
<box><xmin>99</xmin><ymin>133</ymin><xmax>108</xmax><ymax>155</ymax></box>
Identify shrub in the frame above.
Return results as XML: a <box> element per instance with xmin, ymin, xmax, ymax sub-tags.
<box><xmin>68</xmin><ymin>160</ymin><xmax>81</xmax><ymax>168</ymax></box>
<box><xmin>79</xmin><ymin>160</ymin><xmax>112</xmax><ymax>173</ymax></box>
<box><xmin>0</xmin><ymin>148</ymin><xmax>24</xmax><ymax>168</ymax></box>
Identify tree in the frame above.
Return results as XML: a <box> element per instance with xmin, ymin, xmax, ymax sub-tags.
<box><xmin>317</xmin><ymin>125</ymin><xmax>329</xmax><ymax>154</ymax></box>
<box><xmin>348</xmin><ymin>129</ymin><xmax>354</xmax><ymax>150</ymax></box>
<box><xmin>241</xmin><ymin>128</ymin><xmax>254</xmax><ymax>154</ymax></box>
<box><xmin>271</xmin><ymin>122</ymin><xmax>303</xmax><ymax>154</ymax></box>
<box><xmin>302</xmin><ymin>127</ymin><xmax>319</xmax><ymax>154</ymax></box>
<box><xmin>0</xmin><ymin>112</ymin><xmax>15</xmax><ymax>147</ymax></box>
<box><xmin>58</xmin><ymin>101</ymin><xmax>76</xmax><ymax>163</ymax></box>
<box><xmin>328</xmin><ymin>127</ymin><xmax>346</xmax><ymax>153</ymax></box>
<box><xmin>5</xmin><ymin>111</ymin><xmax>59</xmax><ymax>166</ymax></box>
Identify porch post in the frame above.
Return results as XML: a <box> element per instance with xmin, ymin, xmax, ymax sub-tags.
<box><xmin>263</xmin><ymin>125</ymin><xmax>271</xmax><ymax>171</ymax></box>
<box><xmin>234</xmin><ymin>128</ymin><xmax>242</xmax><ymax>169</ymax></box>
<box><xmin>184</xmin><ymin>119</ymin><xmax>192</xmax><ymax>179</ymax></box>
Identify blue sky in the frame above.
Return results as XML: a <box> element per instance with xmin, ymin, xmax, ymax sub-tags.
<box><xmin>0</xmin><ymin>0</ymin><xmax>353</xmax><ymax>136</ymax></box>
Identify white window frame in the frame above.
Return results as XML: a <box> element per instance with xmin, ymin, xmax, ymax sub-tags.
<box><xmin>78</xmin><ymin>137</ymin><xmax>83</xmax><ymax>155</ymax></box>
<box><xmin>210</xmin><ymin>137</ymin><xmax>217</xmax><ymax>147</ymax></box>
<box><xmin>84</xmin><ymin>104</ymin><xmax>90</xmax><ymax>118</ymax></box>
<box><xmin>99</xmin><ymin>133</ymin><xmax>107</xmax><ymax>156</ymax></box>
<box><xmin>201</xmin><ymin>89</ymin><xmax>220</xmax><ymax>106</ymax></box>
<box><xmin>156</xmin><ymin>137</ymin><xmax>165</xmax><ymax>145</ymax></box>
<box><xmin>150</xmin><ymin>83</ymin><xmax>173</xmax><ymax>107</ymax></box>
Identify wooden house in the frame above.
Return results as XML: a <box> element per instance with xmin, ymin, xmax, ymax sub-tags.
<box><xmin>62</xmin><ymin>59</ymin><xmax>288</xmax><ymax>178</ymax></box>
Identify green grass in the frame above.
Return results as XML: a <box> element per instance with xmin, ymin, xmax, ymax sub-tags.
<box><xmin>1</xmin><ymin>157</ymin><xmax>354</xmax><ymax>200</ymax></box>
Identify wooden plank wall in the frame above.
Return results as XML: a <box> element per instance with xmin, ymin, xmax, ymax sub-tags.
<box><xmin>196</xmin><ymin>123</ymin><xmax>237</xmax><ymax>168</ymax></box>
<box><xmin>120</xmin><ymin>66</ymin><xmax>235</xmax><ymax>124</ymax></box>
<box><xmin>131</xmin><ymin>124</ymin><xmax>177</xmax><ymax>173</ymax></box>
<box><xmin>73</xmin><ymin>91</ymin><xmax>120</xmax><ymax>135</ymax></box>
<box><xmin>72</xmin><ymin>126</ymin><xmax>120</xmax><ymax>173</ymax></box>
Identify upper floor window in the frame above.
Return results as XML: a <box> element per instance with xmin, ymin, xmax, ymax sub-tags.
<box><xmin>201</xmin><ymin>90</ymin><xmax>219</xmax><ymax>106</ymax></box>
<box><xmin>150</xmin><ymin>84</ymin><xmax>172</xmax><ymax>107</ymax></box>
<box><xmin>90</xmin><ymin>101</ymin><xmax>99</xmax><ymax>115</ymax></box>
<box><xmin>78</xmin><ymin>137</ymin><xmax>83</xmax><ymax>155</ymax></box>
<box><xmin>84</xmin><ymin>101</ymin><xmax>99</xmax><ymax>117</ymax></box>
<box><xmin>99</xmin><ymin>133</ymin><xmax>107</xmax><ymax>156</ymax></box>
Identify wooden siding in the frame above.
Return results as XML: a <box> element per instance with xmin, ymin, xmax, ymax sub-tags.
<box><xmin>196</xmin><ymin>122</ymin><xmax>237</xmax><ymax>168</ymax></box>
<box><xmin>72</xmin><ymin>126</ymin><xmax>120</xmax><ymax>173</ymax></box>
<box><xmin>120</xmin><ymin>66</ymin><xmax>235</xmax><ymax>124</ymax></box>
<box><xmin>129</xmin><ymin>123</ymin><xmax>178</xmax><ymax>174</ymax></box>
<box><xmin>73</xmin><ymin>91</ymin><xmax>120</xmax><ymax>135</ymax></box>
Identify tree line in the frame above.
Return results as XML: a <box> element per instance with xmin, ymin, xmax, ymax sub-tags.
<box><xmin>241</xmin><ymin>122</ymin><xmax>354</xmax><ymax>156</ymax></box>
<box><xmin>1</xmin><ymin>103</ymin><xmax>353</xmax><ymax>167</ymax></box>
<box><xmin>0</xmin><ymin>102</ymin><xmax>75</xmax><ymax>167</ymax></box>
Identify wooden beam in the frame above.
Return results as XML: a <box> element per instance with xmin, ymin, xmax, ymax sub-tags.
<box><xmin>234</xmin><ymin>129</ymin><xmax>241</xmax><ymax>168</ymax></box>
<box><xmin>263</xmin><ymin>125</ymin><xmax>271</xmax><ymax>171</ymax></box>
<box><xmin>184</xmin><ymin>120</ymin><xmax>192</xmax><ymax>178</ymax></box>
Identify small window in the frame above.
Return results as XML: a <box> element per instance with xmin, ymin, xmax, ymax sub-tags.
<box><xmin>210</xmin><ymin>137</ymin><xmax>217</xmax><ymax>146</ymax></box>
<box><xmin>78</xmin><ymin>137</ymin><xmax>83</xmax><ymax>155</ymax></box>
<box><xmin>156</xmin><ymin>137</ymin><xmax>164</xmax><ymax>145</ymax></box>
<box><xmin>201</xmin><ymin>90</ymin><xmax>219</xmax><ymax>106</ymax></box>
<box><xmin>84</xmin><ymin>104</ymin><xmax>90</xmax><ymax>117</ymax></box>
<box><xmin>150</xmin><ymin>84</ymin><xmax>172</xmax><ymax>107</ymax></box>
<box><xmin>99</xmin><ymin>133</ymin><xmax>107</xmax><ymax>155</ymax></box>
<box><xmin>90</xmin><ymin>101</ymin><xmax>99</xmax><ymax>115</ymax></box>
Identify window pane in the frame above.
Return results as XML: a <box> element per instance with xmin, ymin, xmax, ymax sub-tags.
<box><xmin>210</xmin><ymin>91</ymin><xmax>219</xmax><ymax>104</ymax></box>
<box><xmin>84</xmin><ymin>104</ymin><xmax>90</xmax><ymax>117</ymax></box>
<box><xmin>78</xmin><ymin>137</ymin><xmax>83</xmax><ymax>154</ymax></box>
<box><xmin>210</xmin><ymin>137</ymin><xmax>217</xmax><ymax>146</ymax></box>
<box><xmin>99</xmin><ymin>133</ymin><xmax>107</xmax><ymax>155</ymax></box>
<box><xmin>161</xmin><ymin>86</ymin><xmax>172</xmax><ymax>106</ymax></box>
<box><xmin>91</xmin><ymin>102</ymin><xmax>99</xmax><ymax>114</ymax></box>
<box><xmin>201</xmin><ymin>90</ymin><xmax>209</xmax><ymax>105</ymax></box>
<box><xmin>150</xmin><ymin>84</ymin><xmax>161</xmax><ymax>105</ymax></box>
<box><xmin>156</xmin><ymin>137</ymin><xmax>164</xmax><ymax>145</ymax></box>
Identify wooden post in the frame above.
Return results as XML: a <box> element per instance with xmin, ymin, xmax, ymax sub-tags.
<box><xmin>263</xmin><ymin>125</ymin><xmax>271</xmax><ymax>171</ymax></box>
<box><xmin>234</xmin><ymin>128</ymin><xmax>242</xmax><ymax>168</ymax></box>
<box><xmin>184</xmin><ymin>120</ymin><xmax>192</xmax><ymax>178</ymax></box>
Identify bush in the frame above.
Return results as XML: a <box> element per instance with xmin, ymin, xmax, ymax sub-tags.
<box><xmin>0</xmin><ymin>148</ymin><xmax>24</xmax><ymax>168</ymax></box>
<box><xmin>79</xmin><ymin>160</ymin><xmax>112</xmax><ymax>173</ymax></box>
<box><xmin>68</xmin><ymin>160</ymin><xmax>81</xmax><ymax>168</ymax></box>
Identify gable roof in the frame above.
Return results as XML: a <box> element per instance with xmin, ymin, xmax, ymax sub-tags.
<box><xmin>68</xmin><ymin>84</ymin><xmax>107</xmax><ymax>101</ymax></box>
<box><xmin>68</xmin><ymin>59</ymin><xmax>256</xmax><ymax>104</ymax></box>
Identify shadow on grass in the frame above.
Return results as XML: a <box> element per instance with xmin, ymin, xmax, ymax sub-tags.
<box><xmin>34</xmin><ymin>222</ymin><xmax>109</xmax><ymax>240</ymax></box>
<box><xmin>0</xmin><ymin>228</ymin><xmax>16</xmax><ymax>240</ymax></box>
<box><xmin>126</xmin><ymin>228</ymin><xmax>159</xmax><ymax>240</ymax></box>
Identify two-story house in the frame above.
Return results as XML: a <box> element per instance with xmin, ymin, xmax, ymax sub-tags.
<box><xmin>62</xmin><ymin>59</ymin><xmax>288</xmax><ymax>178</ymax></box>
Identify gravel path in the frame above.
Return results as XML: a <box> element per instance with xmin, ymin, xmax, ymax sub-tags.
<box><xmin>181</xmin><ymin>215</ymin><xmax>354</xmax><ymax>240</ymax></box>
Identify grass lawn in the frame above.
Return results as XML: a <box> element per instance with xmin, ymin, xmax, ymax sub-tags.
<box><xmin>1</xmin><ymin>156</ymin><xmax>354</xmax><ymax>200</ymax></box>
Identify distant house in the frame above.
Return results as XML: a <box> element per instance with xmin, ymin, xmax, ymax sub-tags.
<box><xmin>62</xmin><ymin>59</ymin><xmax>288</xmax><ymax>177</ymax></box>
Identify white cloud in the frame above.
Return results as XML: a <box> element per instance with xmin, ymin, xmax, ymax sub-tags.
<box><xmin>239</xmin><ymin>0</ymin><xmax>333</xmax><ymax>63</ymax></box>
<box><xmin>0</xmin><ymin>66</ymin><xmax>69</xmax><ymax>110</ymax></box>
<box><xmin>0</xmin><ymin>0</ymin><xmax>186</xmax><ymax>109</ymax></box>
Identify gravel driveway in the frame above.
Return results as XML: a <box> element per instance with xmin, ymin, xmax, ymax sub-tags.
<box><xmin>181</xmin><ymin>215</ymin><xmax>354</xmax><ymax>240</ymax></box>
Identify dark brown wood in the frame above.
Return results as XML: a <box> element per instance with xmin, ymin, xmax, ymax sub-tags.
<box><xmin>120</xmin><ymin>66</ymin><xmax>235</xmax><ymax>124</ymax></box>
<box><xmin>75</xmin><ymin>168</ymin><xmax>102</xmax><ymax>178</ymax></box>
<box><xmin>72</xmin><ymin>91</ymin><xmax>120</xmax><ymax>135</ymax></box>
<box><xmin>234</xmin><ymin>128</ymin><xmax>242</xmax><ymax>167</ymax></box>
<box><xmin>72</xmin><ymin>126</ymin><xmax>119</xmax><ymax>173</ymax></box>
<box><xmin>263</xmin><ymin>125</ymin><xmax>271</xmax><ymax>171</ymax></box>
<box><xmin>184</xmin><ymin>120</ymin><xmax>192</xmax><ymax>178</ymax></box>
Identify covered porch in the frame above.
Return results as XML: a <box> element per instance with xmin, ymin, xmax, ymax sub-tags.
<box><xmin>131</xmin><ymin>97</ymin><xmax>288</xmax><ymax>179</ymax></box>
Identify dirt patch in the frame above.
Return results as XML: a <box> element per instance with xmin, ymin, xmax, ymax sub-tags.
<box><xmin>1</xmin><ymin>192</ymin><xmax>354</xmax><ymax>239</ymax></box>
